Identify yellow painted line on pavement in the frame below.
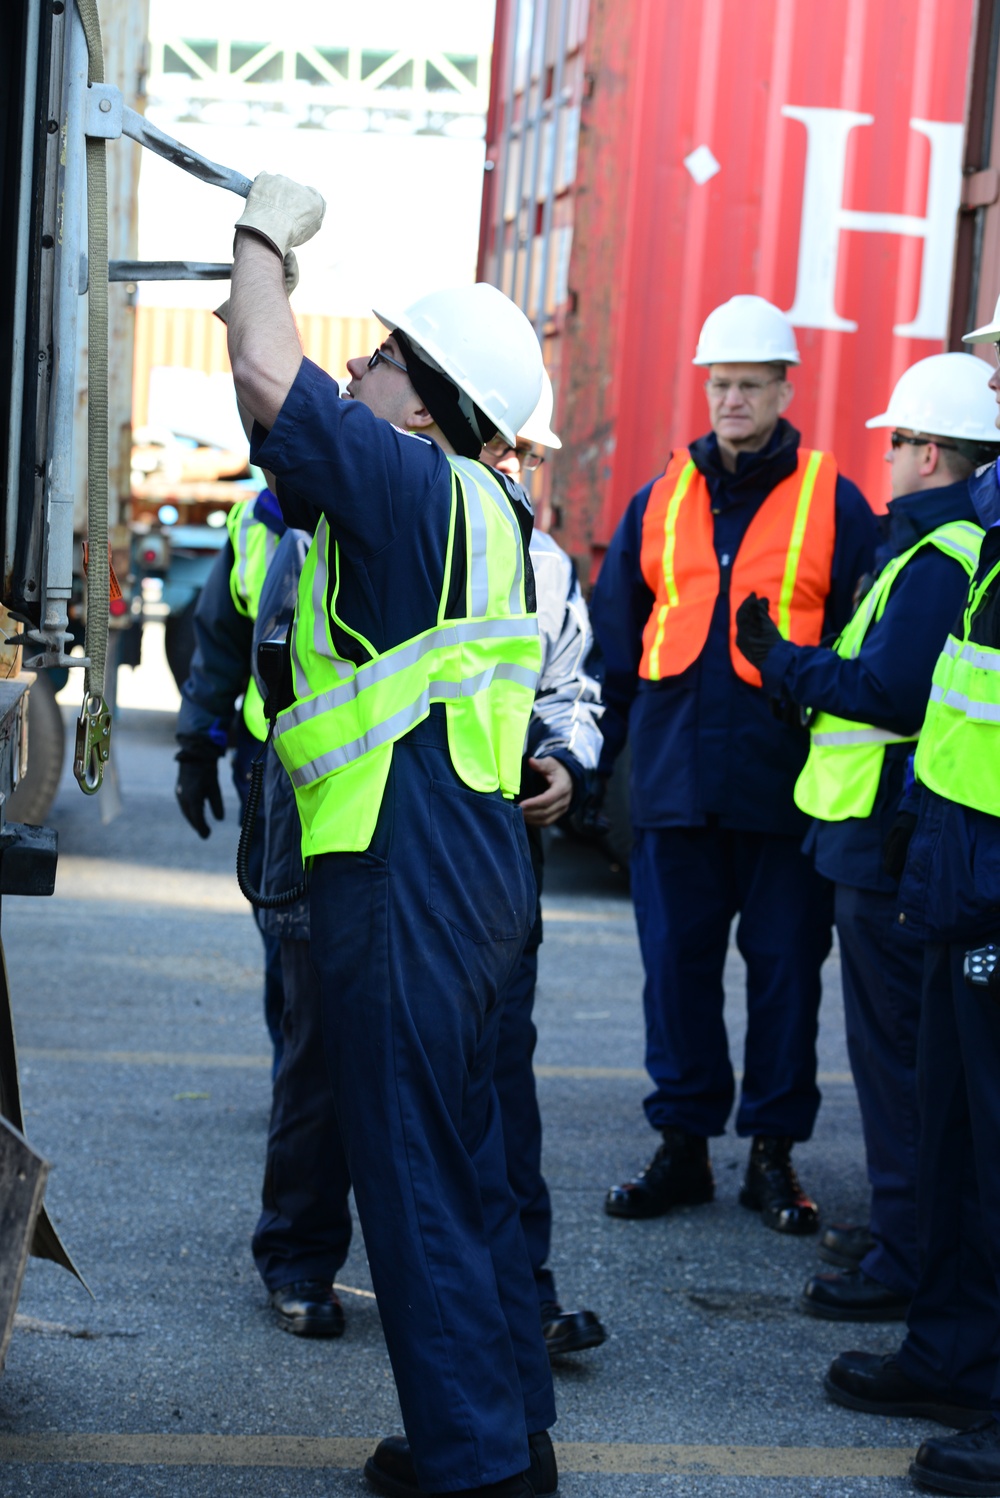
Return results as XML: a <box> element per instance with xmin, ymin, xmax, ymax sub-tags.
<box><xmin>536</xmin><ymin>1065</ymin><xmax>856</xmax><ymax>1085</ymax></box>
<box><xmin>52</xmin><ymin>858</ymin><xmax>248</xmax><ymax>914</ymax></box>
<box><xmin>45</xmin><ymin>861</ymin><xmax>633</xmax><ymax>924</ymax></box>
<box><xmin>0</xmin><ymin>1433</ymin><xmax>913</xmax><ymax>1476</ymax></box>
<box><xmin>20</xmin><ymin>1048</ymin><xmax>270</xmax><ymax>1069</ymax></box>
<box><xmin>17</xmin><ymin>1048</ymin><xmax>854</xmax><ymax>1086</ymax></box>
<box><xmin>543</xmin><ymin>907</ymin><xmax>632</xmax><ymax>923</ymax></box>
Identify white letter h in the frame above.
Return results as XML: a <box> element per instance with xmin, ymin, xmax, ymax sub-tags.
<box><xmin>782</xmin><ymin>105</ymin><xmax>963</xmax><ymax>338</ymax></box>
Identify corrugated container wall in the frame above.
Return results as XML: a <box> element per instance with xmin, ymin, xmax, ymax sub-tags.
<box><xmin>480</xmin><ymin>0</ymin><xmax>978</xmax><ymax>575</ymax></box>
<box><xmin>131</xmin><ymin>309</ymin><xmax>382</xmax><ymax>429</ymax></box>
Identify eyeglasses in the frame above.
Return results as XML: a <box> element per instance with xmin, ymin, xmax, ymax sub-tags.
<box><xmin>890</xmin><ymin>431</ymin><xmax>959</xmax><ymax>453</ymax></box>
<box><xmin>990</xmin><ymin>342</ymin><xmax>1000</xmax><ymax>368</ymax></box>
<box><xmin>484</xmin><ymin>435</ymin><xmax>545</xmax><ymax>471</ymax></box>
<box><xmin>704</xmin><ymin>377</ymin><xmax>784</xmax><ymax>399</ymax></box>
<box><xmin>367</xmin><ymin>346</ymin><xmax>408</xmax><ymax>375</ymax></box>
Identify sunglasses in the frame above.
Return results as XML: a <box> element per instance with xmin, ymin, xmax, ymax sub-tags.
<box><xmin>890</xmin><ymin>431</ymin><xmax>959</xmax><ymax>453</ymax></box>
<box><xmin>367</xmin><ymin>346</ymin><xmax>408</xmax><ymax>375</ymax></box>
<box><xmin>704</xmin><ymin>377</ymin><xmax>783</xmax><ymax>399</ymax></box>
<box><xmin>484</xmin><ymin>435</ymin><xmax>544</xmax><ymax>471</ymax></box>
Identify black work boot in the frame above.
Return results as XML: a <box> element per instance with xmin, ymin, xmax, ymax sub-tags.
<box><xmin>738</xmin><ymin>1136</ymin><xmax>819</xmax><ymax>1234</ymax></box>
<box><xmin>817</xmin><ymin>1222</ymin><xmax>874</xmax><ymax>1269</ymax></box>
<box><xmin>540</xmin><ymin>1300</ymin><xmax>606</xmax><ymax>1359</ymax></box>
<box><xmin>604</xmin><ymin>1128</ymin><xmax>714</xmax><ymax>1219</ymax></box>
<box><xmin>268</xmin><ymin>1281</ymin><xmax>345</xmax><ymax>1337</ymax></box>
<box><xmin>364</xmin><ymin>1431</ymin><xmax>557</xmax><ymax>1497</ymax></box>
<box><xmin>911</xmin><ymin>1418</ymin><xmax>1000</xmax><ymax>1493</ymax></box>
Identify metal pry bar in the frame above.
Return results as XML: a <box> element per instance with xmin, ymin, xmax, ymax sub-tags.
<box><xmin>108</xmin><ymin>260</ymin><xmax>233</xmax><ymax>281</ymax></box>
<box><xmin>119</xmin><ymin>104</ymin><xmax>252</xmax><ymax>198</ymax></box>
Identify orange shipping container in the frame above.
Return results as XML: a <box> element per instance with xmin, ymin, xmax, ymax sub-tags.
<box><xmin>132</xmin><ymin>307</ymin><xmax>383</xmax><ymax>430</ymax></box>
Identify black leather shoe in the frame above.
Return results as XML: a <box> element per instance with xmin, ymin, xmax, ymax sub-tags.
<box><xmin>738</xmin><ymin>1136</ymin><xmax>819</xmax><ymax>1234</ymax></box>
<box><xmin>364</xmin><ymin>1430</ymin><xmax>557</xmax><ymax>1496</ymax></box>
<box><xmin>817</xmin><ymin>1222</ymin><xmax>875</xmax><ymax>1269</ymax></box>
<box><xmin>445</xmin><ymin>1481</ymin><xmax>534</xmax><ymax>1498</ymax></box>
<box><xmin>540</xmin><ymin>1301</ymin><xmax>606</xmax><ymax>1359</ymax></box>
<box><xmin>604</xmin><ymin>1129</ymin><xmax>714</xmax><ymax>1219</ymax></box>
<box><xmin>801</xmin><ymin>1268</ymin><xmax>909</xmax><ymax>1322</ymax></box>
<box><xmin>825</xmin><ymin>1351</ymin><xmax>990</xmax><ymax>1429</ymax></box>
<box><xmin>268</xmin><ymin>1281</ymin><xmax>345</xmax><ymax>1338</ymax></box>
<box><xmin>911</xmin><ymin>1419</ymin><xmax>1000</xmax><ymax>1495</ymax></box>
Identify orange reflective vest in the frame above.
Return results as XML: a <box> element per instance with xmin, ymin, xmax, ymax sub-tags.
<box><xmin>638</xmin><ymin>448</ymin><xmax>838</xmax><ymax>687</ymax></box>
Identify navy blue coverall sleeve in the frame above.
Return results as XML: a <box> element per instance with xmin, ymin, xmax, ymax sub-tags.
<box><xmin>251</xmin><ymin>358</ymin><xmax>447</xmax><ymax>557</ymax></box>
<box><xmin>760</xmin><ymin>546</ymin><xmax>974</xmax><ymax>736</ymax></box>
<box><xmin>176</xmin><ymin>540</ymin><xmax>251</xmax><ymax>748</ymax></box>
<box><xmin>589</xmin><ymin>480</ymin><xmax>656</xmax><ymax>772</ymax></box>
<box><xmin>827</xmin><ymin>477</ymin><xmax>880</xmax><ymax>635</ymax></box>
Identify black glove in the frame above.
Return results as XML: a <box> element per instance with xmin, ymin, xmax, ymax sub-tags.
<box><xmin>578</xmin><ymin>771</ymin><xmax>610</xmax><ymax>838</ymax></box>
<box><xmin>882</xmin><ymin>809</ymin><xmax>917</xmax><ymax>881</ymax></box>
<box><xmin>175</xmin><ymin>740</ymin><xmax>224</xmax><ymax>839</ymax></box>
<box><xmin>735</xmin><ymin>592</ymin><xmax>784</xmax><ymax>670</ymax></box>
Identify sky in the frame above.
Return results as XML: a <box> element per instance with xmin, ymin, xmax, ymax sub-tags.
<box><xmin>137</xmin><ymin>0</ymin><xmax>498</xmax><ymax>314</ymax></box>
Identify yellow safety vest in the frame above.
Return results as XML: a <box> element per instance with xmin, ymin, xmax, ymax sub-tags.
<box><xmin>273</xmin><ymin>457</ymin><xmax>541</xmax><ymax>857</ymax></box>
<box><xmin>226</xmin><ymin>499</ymin><xmax>282</xmax><ymax>742</ymax></box>
<box><xmin>916</xmin><ymin>542</ymin><xmax>1000</xmax><ymax>817</ymax></box>
<box><xmin>794</xmin><ymin>520</ymin><xmax>983</xmax><ymax>821</ymax></box>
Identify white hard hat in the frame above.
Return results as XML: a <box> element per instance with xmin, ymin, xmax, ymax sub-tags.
<box><xmin>964</xmin><ymin>292</ymin><xmax>1000</xmax><ymax>345</ymax></box>
<box><xmin>693</xmin><ymin>294</ymin><xmax>800</xmax><ymax>366</ymax></box>
<box><xmin>518</xmin><ymin>369</ymin><xmax>562</xmax><ymax>449</ymax></box>
<box><xmin>865</xmin><ymin>353</ymin><xmax>1000</xmax><ymax>443</ymax></box>
<box><xmin>373</xmin><ymin>283</ymin><xmax>543</xmax><ymax>445</ymax></box>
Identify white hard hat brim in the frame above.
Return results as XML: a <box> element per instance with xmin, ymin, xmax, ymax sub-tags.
<box><xmin>963</xmin><ymin>292</ymin><xmax>1000</xmax><ymax>345</ymax></box>
<box><xmin>372</xmin><ymin>302</ymin><xmax>521</xmax><ymax>444</ymax></box>
<box><xmin>692</xmin><ymin>349</ymin><xmax>801</xmax><ymax>366</ymax></box>
<box><xmin>518</xmin><ymin>419</ymin><xmax>562</xmax><ymax>449</ymax></box>
<box><xmin>863</xmin><ymin>352</ymin><xmax>1000</xmax><ymax>440</ymax></box>
<box><xmin>963</xmin><ymin>320</ymin><xmax>1000</xmax><ymax>345</ymax></box>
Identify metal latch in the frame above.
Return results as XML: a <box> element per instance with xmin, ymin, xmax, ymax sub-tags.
<box><xmin>73</xmin><ymin>694</ymin><xmax>112</xmax><ymax>795</ymax></box>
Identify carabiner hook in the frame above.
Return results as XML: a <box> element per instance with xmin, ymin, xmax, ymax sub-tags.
<box><xmin>73</xmin><ymin>693</ymin><xmax>112</xmax><ymax>795</ymax></box>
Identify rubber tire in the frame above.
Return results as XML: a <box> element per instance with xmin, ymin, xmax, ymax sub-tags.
<box><xmin>8</xmin><ymin>671</ymin><xmax>65</xmax><ymax>826</ymax></box>
<box><xmin>164</xmin><ymin>604</ymin><xmax>197</xmax><ymax>694</ymax></box>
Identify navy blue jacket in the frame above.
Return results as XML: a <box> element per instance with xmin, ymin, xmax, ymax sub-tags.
<box><xmin>590</xmin><ymin>419</ymin><xmax>878</xmax><ymax>836</ymax></box>
<box><xmin>252</xmin><ymin>529</ymin><xmax>312</xmax><ymax>940</ymax></box>
<box><xmin>176</xmin><ymin>488</ymin><xmax>286</xmax><ymax>749</ymax></box>
<box><xmin>898</xmin><ymin>466</ymin><xmax>1000</xmax><ymax>942</ymax></box>
<box><xmin>762</xmin><ymin>479</ymin><xmax>981</xmax><ymax>893</ymax></box>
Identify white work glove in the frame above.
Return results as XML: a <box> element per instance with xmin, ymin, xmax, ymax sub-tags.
<box><xmin>214</xmin><ymin>251</ymin><xmax>299</xmax><ymax>325</ymax></box>
<box><xmin>234</xmin><ymin>171</ymin><xmax>326</xmax><ymax>259</ymax></box>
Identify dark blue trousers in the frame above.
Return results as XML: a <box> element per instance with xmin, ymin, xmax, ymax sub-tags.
<box><xmin>631</xmin><ymin>825</ymin><xmax>833</xmax><ymax>1138</ymax></box>
<box><xmin>252</xmin><ymin>938</ymin><xmax>353</xmax><ymax>1290</ymax></box>
<box><xmin>307</xmin><ymin>717</ymin><xmax>556</xmax><ymax>1492</ymax></box>
<box><xmin>494</xmin><ymin>945</ymin><xmax>556</xmax><ymax>1308</ymax></box>
<box><xmin>252</xmin><ymin>891</ymin><xmax>563</xmax><ymax>1311</ymax></box>
<box><xmin>233</xmin><ymin>728</ymin><xmax>285</xmax><ymax>1075</ymax></box>
<box><xmin>898</xmin><ymin>942</ymin><xmax>1000</xmax><ymax>1412</ymax></box>
<box><xmin>835</xmin><ymin>884</ymin><xmax>921</xmax><ymax>1297</ymax></box>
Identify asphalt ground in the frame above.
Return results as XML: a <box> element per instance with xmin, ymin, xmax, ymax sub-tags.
<box><xmin>0</xmin><ymin>628</ymin><xmax>934</xmax><ymax>1496</ymax></box>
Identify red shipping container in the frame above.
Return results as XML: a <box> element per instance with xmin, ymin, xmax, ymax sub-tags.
<box><xmin>480</xmin><ymin>0</ymin><xmax>979</xmax><ymax>573</ymax></box>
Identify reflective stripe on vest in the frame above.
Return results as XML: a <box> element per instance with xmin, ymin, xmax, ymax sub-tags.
<box><xmin>274</xmin><ymin>456</ymin><xmax>541</xmax><ymax>857</ymax></box>
<box><xmin>638</xmin><ymin>448</ymin><xmax>838</xmax><ymax>687</ymax></box>
<box><xmin>794</xmin><ymin>519</ymin><xmax>984</xmax><ymax>821</ymax></box>
<box><xmin>916</xmin><ymin>550</ymin><xmax>1000</xmax><ymax>815</ymax></box>
<box><xmin>226</xmin><ymin>499</ymin><xmax>281</xmax><ymax>742</ymax></box>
